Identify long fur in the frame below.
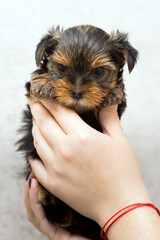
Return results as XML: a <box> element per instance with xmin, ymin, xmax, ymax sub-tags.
<box><xmin>16</xmin><ymin>25</ymin><xmax>138</xmax><ymax>240</ymax></box>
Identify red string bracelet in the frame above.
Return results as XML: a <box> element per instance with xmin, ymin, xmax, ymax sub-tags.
<box><xmin>100</xmin><ymin>203</ymin><xmax>160</xmax><ymax>240</ymax></box>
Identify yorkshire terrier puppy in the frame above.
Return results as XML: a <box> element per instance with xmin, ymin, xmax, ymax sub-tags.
<box><xmin>17</xmin><ymin>25</ymin><xmax>138</xmax><ymax>239</ymax></box>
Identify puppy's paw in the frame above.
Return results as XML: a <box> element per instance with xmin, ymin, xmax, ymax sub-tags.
<box><xmin>30</xmin><ymin>73</ymin><xmax>55</xmax><ymax>99</ymax></box>
<box><xmin>102</xmin><ymin>85</ymin><xmax>125</xmax><ymax>107</ymax></box>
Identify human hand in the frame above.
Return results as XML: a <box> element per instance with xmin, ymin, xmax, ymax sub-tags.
<box><xmin>28</xmin><ymin>100</ymin><xmax>151</xmax><ymax>227</ymax></box>
<box><xmin>24</xmin><ymin>174</ymin><xmax>90</xmax><ymax>240</ymax></box>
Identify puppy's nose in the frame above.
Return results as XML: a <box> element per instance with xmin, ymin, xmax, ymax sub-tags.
<box><xmin>71</xmin><ymin>89</ymin><xmax>84</xmax><ymax>99</ymax></box>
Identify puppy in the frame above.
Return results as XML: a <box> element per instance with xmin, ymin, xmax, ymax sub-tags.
<box><xmin>17</xmin><ymin>25</ymin><xmax>138</xmax><ymax>239</ymax></box>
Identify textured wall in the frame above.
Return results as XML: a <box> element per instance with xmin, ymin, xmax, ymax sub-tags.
<box><xmin>0</xmin><ymin>0</ymin><xmax>160</xmax><ymax>239</ymax></box>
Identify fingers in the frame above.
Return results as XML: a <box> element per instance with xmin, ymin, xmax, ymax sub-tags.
<box><xmin>32</xmin><ymin>120</ymin><xmax>54</xmax><ymax>162</ymax></box>
<box><xmin>41</xmin><ymin>100</ymin><xmax>88</xmax><ymax>135</ymax></box>
<box><xmin>24</xmin><ymin>176</ymin><xmax>58</xmax><ymax>238</ymax></box>
<box><xmin>99</xmin><ymin>105</ymin><xmax>123</xmax><ymax>137</ymax></box>
<box><xmin>29</xmin><ymin>159</ymin><xmax>48</xmax><ymax>188</ymax></box>
<box><xmin>25</xmin><ymin>166</ymin><xmax>98</xmax><ymax>240</ymax></box>
<box><xmin>24</xmin><ymin>180</ymin><xmax>36</xmax><ymax>226</ymax></box>
<box><xmin>29</xmin><ymin>100</ymin><xmax>65</xmax><ymax>146</ymax></box>
<box><xmin>29</xmin><ymin>178</ymin><xmax>46</xmax><ymax>221</ymax></box>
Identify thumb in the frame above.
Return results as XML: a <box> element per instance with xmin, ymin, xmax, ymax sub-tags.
<box><xmin>99</xmin><ymin>105</ymin><xmax>123</xmax><ymax>137</ymax></box>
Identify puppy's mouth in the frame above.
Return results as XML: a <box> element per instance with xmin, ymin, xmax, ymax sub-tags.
<box><xmin>61</xmin><ymin>98</ymin><xmax>93</xmax><ymax>113</ymax></box>
<box><xmin>55</xmin><ymin>94</ymin><xmax>104</xmax><ymax>113</ymax></box>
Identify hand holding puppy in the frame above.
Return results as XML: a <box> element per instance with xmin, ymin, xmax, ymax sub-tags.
<box><xmin>28</xmin><ymin>100</ymin><xmax>151</xmax><ymax>225</ymax></box>
<box><xmin>25</xmin><ymin>100</ymin><xmax>160</xmax><ymax>240</ymax></box>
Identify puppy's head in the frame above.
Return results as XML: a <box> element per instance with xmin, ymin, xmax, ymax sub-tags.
<box><xmin>34</xmin><ymin>25</ymin><xmax>138</xmax><ymax>111</ymax></box>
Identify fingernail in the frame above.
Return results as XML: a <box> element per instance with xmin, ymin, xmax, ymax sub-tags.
<box><xmin>28</xmin><ymin>173</ymin><xmax>35</xmax><ymax>189</ymax></box>
<box><xmin>29</xmin><ymin>176</ymin><xmax>32</xmax><ymax>189</ymax></box>
<box><xmin>26</xmin><ymin>166</ymin><xmax>31</xmax><ymax>181</ymax></box>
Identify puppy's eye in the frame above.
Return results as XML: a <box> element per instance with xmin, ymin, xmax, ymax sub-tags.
<box><xmin>94</xmin><ymin>67</ymin><xmax>105</xmax><ymax>76</ymax></box>
<box><xmin>58</xmin><ymin>64</ymin><xmax>67</xmax><ymax>73</ymax></box>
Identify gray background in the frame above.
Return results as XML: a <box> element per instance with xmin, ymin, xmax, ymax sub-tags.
<box><xmin>0</xmin><ymin>0</ymin><xmax>160</xmax><ymax>239</ymax></box>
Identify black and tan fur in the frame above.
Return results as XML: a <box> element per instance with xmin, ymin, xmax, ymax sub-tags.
<box><xmin>17</xmin><ymin>25</ymin><xmax>138</xmax><ymax>240</ymax></box>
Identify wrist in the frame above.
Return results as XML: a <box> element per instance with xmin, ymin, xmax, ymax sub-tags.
<box><xmin>94</xmin><ymin>179</ymin><xmax>152</xmax><ymax>227</ymax></box>
<box><xmin>99</xmin><ymin>203</ymin><xmax>160</xmax><ymax>240</ymax></box>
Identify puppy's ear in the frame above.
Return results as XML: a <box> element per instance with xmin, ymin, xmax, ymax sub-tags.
<box><xmin>35</xmin><ymin>26</ymin><xmax>61</xmax><ymax>67</ymax></box>
<box><xmin>109</xmin><ymin>31</ymin><xmax>138</xmax><ymax>73</ymax></box>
